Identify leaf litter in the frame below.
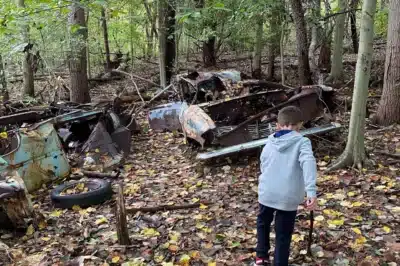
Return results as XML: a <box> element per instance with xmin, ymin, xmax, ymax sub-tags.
<box><xmin>0</xmin><ymin>116</ymin><xmax>399</xmax><ymax>265</ymax></box>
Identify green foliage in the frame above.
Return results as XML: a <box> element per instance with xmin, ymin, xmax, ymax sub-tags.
<box><xmin>374</xmin><ymin>8</ymin><xmax>388</xmax><ymax>37</ymax></box>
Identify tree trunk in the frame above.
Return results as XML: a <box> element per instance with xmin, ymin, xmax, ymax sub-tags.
<box><xmin>381</xmin><ymin>0</ymin><xmax>387</xmax><ymax>10</ymax></box>
<box><xmin>68</xmin><ymin>2</ymin><xmax>90</xmax><ymax>103</ymax></box>
<box><xmin>158</xmin><ymin>0</ymin><xmax>167</xmax><ymax>87</ymax></box>
<box><xmin>328</xmin><ymin>0</ymin><xmax>377</xmax><ymax>171</ymax></box>
<box><xmin>350</xmin><ymin>0</ymin><xmax>359</xmax><ymax>53</ymax></box>
<box><xmin>203</xmin><ymin>36</ymin><xmax>216</xmax><ymax>67</ymax></box>
<box><xmin>375</xmin><ymin>0</ymin><xmax>400</xmax><ymax>125</ymax></box>
<box><xmin>328</xmin><ymin>0</ymin><xmax>347</xmax><ymax>83</ymax></box>
<box><xmin>289</xmin><ymin>0</ymin><xmax>313</xmax><ymax>85</ymax></box>
<box><xmin>158</xmin><ymin>0</ymin><xmax>175</xmax><ymax>86</ymax></box>
<box><xmin>130</xmin><ymin>0</ymin><xmax>134</xmax><ymax>67</ymax></box>
<box><xmin>86</xmin><ymin>11</ymin><xmax>91</xmax><ymax>79</ymax></box>
<box><xmin>252</xmin><ymin>17</ymin><xmax>263</xmax><ymax>79</ymax></box>
<box><xmin>101</xmin><ymin>7</ymin><xmax>111</xmax><ymax>71</ymax></box>
<box><xmin>16</xmin><ymin>0</ymin><xmax>34</xmax><ymax>97</ymax></box>
<box><xmin>309</xmin><ymin>0</ymin><xmax>321</xmax><ymax>71</ymax></box>
<box><xmin>266</xmin><ymin>45</ymin><xmax>275</xmax><ymax>80</ymax></box>
<box><xmin>165</xmin><ymin>0</ymin><xmax>176</xmax><ymax>83</ymax></box>
<box><xmin>0</xmin><ymin>55</ymin><xmax>6</xmax><ymax>93</ymax></box>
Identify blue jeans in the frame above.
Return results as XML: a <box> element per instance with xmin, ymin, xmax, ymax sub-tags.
<box><xmin>256</xmin><ymin>204</ymin><xmax>297</xmax><ymax>266</ymax></box>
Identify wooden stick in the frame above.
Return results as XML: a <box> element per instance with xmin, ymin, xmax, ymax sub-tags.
<box><xmin>82</xmin><ymin>170</ymin><xmax>120</xmax><ymax>179</ymax></box>
<box><xmin>126</xmin><ymin>201</ymin><xmax>212</xmax><ymax>214</ymax></box>
<box><xmin>375</xmin><ymin>151</ymin><xmax>400</xmax><ymax>159</ymax></box>
<box><xmin>115</xmin><ymin>184</ymin><xmax>131</xmax><ymax>245</ymax></box>
<box><xmin>112</xmin><ymin>69</ymin><xmax>160</xmax><ymax>88</ymax></box>
<box><xmin>112</xmin><ymin>69</ymin><xmax>145</xmax><ymax>103</ymax></box>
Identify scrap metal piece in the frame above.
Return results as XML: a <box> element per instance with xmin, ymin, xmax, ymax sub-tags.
<box><xmin>82</xmin><ymin>121</ymin><xmax>119</xmax><ymax>157</ymax></box>
<box><xmin>0</xmin><ymin>121</ymin><xmax>70</xmax><ymax>192</ymax></box>
<box><xmin>196</xmin><ymin>123</ymin><xmax>342</xmax><ymax>160</ymax></box>
<box><xmin>181</xmin><ymin>105</ymin><xmax>216</xmax><ymax>147</ymax></box>
<box><xmin>0</xmin><ymin>111</ymin><xmax>41</xmax><ymax>126</ymax></box>
<box><xmin>53</xmin><ymin>110</ymin><xmax>103</xmax><ymax>126</ymax></box>
<box><xmin>148</xmin><ymin>102</ymin><xmax>187</xmax><ymax>131</ymax></box>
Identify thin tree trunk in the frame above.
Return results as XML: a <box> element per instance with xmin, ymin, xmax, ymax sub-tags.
<box><xmin>328</xmin><ymin>0</ymin><xmax>377</xmax><ymax>171</ymax></box>
<box><xmin>266</xmin><ymin>45</ymin><xmax>275</xmax><ymax>80</ymax></box>
<box><xmin>86</xmin><ymin>11</ymin><xmax>91</xmax><ymax>79</ymax></box>
<box><xmin>203</xmin><ymin>35</ymin><xmax>216</xmax><ymax>67</ymax></box>
<box><xmin>101</xmin><ymin>7</ymin><xmax>111</xmax><ymax>71</ymax></box>
<box><xmin>289</xmin><ymin>0</ymin><xmax>313</xmax><ymax>85</ymax></box>
<box><xmin>328</xmin><ymin>0</ymin><xmax>347</xmax><ymax>83</ymax></box>
<box><xmin>381</xmin><ymin>0</ymin><xmax>387</xmax><ymax>10</ymax></box>
<box><xmin>130</xmin><ymin>0</ymin><xmax>134</xmax><ymax>67</ymax></box>
<box><xmin>350</xmin><ymin>0</ymin><xmax>359</xmax><ymax>53</ymax></box>
<box><xmin>68</xmin><ymin>1</ymin><xmax>90</xmax><ymax>103</ymax></box>
<box><xmin>158</xmin><ymin>0</ymin><xmax>167</xmax><ymax>87</ymax></box>
<box><xmin>165</xmin><ymin>0</ymin><xmax>176</xmax><ymax>83</ymax></box>
<box><xmin>309</xmin><ymin>0</ymin><xmax>321</xmax><ymax>71</ymax></box>
<box><xmin>375</xmin><ymin>0</ymin><xmax>400</xmax><ymax>125</ymax></box>
<box><xmin>252</xmin><ymin>17</ymin><xmax>263</xmax><ymax>79</ymax></box>
<box><xmin>280</xmin><ymin>20</ymin><xmax>287</xmax><ymax>84</ymax></box>
<box><xmin>0</xmin><ymin>55</ymin><xmax>6</xmax><ymax>92</ymax></box>
<box><xmin>16</xmin><ymin>0</ymin><xmax>34</xmax><ymax>97</ymax></box>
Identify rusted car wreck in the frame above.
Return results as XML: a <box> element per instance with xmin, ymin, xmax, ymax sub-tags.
<box><xmin>149</xmin><ymin>70</ymin><xmax>341</xmax><ymax>159</ymax></box>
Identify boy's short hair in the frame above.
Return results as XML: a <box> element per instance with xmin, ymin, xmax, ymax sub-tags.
<box><xmin>277</xmin><ymin>106</ymin><xmax>303</xmax><ymax>126</ymax></box>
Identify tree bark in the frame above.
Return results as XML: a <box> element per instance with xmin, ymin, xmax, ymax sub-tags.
<box><xmin>0</xmin><ymin>55</ymin><xmax>6</xmax><ymax>93</ymax></box>
<box><xmin>309</xmin><ymin>0</ymin><xmax>321</xmax><ymax>71</ymax></box>
<box><xmin>289</xmin><ymin>0</ymin><xmax>313</xmax><ymax>85</ymax></box>
<box><xmin>16</xmin><ymin>0</ymin><xmax>34</xmax><ymax>97</ymax></box>
<box><xmin>101</xmin><ymin>7</ymin><xmax>111</xmax><ymax>71</ymax></box>
<box><xmin>375</xmin><ymin>0</ymin><xmax>400</xmax><ymax>125</ymax></box>
<box><xmin>68</xmin><ymin>1</ymin><xmax>90</xmax><ymax>103</ymax></box>
<box><xmin>252</xmin><ymin>17</ymin><xmax>263</xmax><ymax>79</ymax></box>
<box><xmin>328</xmin><ymin>0</ymin><xmax>347</xmax><ymax>83</ymax></box>
<box><xmin>328</xmin><ymin>0</ymin><xmax>377</xmax><ymax>171</ymax></box>
<box><xmin>158</xmin><ymin>0</ymin><xmax>175</xmax><ymax>86</ymax></box>
<box><xmin>203</xmin><ymin>35</ymin><xmax>216</xmax><ymax>67</ymax></box>
<box><xmin>350</xmin><ymin>0</ymin><xmax>359</xmax><ymax>53</ymax></box>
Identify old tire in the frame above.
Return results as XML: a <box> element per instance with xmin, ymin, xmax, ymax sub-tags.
<box><xmin>50</xmin><ymin>179</ymin><xmax>113</xmax><ymax>209</ymax></box>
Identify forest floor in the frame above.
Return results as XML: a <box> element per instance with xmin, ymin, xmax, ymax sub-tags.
<box><xmin>0</xmin><ymin>49</ymin><xmax>399</xmax><ymax>266</ymax></box>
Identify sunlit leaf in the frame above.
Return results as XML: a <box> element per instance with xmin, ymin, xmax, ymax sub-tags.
<box><xmin>352</xmin><ymin>227</ymin><xmax>362</xmax><ymax>235</ymax></box>
<box><xmin>141</xmin><ymin>228</ymin><xmax>160</xmax><ymax>237</ymax></box>
<box><xmin>26</xmin><ymin>224</ymin><xmax>34</xmax><ymax>236</ymax></box>
<box><xmin>95</xmin><ymin>216</ymin><xmax>108</xmax><ymax>225</ymax></box>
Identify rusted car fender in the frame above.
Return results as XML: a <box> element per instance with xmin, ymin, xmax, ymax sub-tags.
<box><xmin>180</xmin><ymin>105</ymin><xmax>216</xmax><ymax>147</ymax></box>
<box><xmin>0</xmin><ymin>121</ymin><xmax>70</xmax><ymax>192</ymax></box>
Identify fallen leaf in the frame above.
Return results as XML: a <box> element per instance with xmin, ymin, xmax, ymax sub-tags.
<box><xmin>208</xmin><ymin>262</ymin><xmax>216</xmax><ymax>266</ymax></box>
<box><xmin>382</xmin><ymin>226</ymin><xmax>391</xmax><ymax>233</ymax></box>
<box><xmin>352</xmin><ymin>227</ymin><xmax>362</xmax><ymax>235</ymax></box>
<box><xmin>26</xmin><ymin>225</ymin><xmax>34</xmax><ymax>236</ymax></box>
<box><xmin>141</xmin><ymin>228</ymin><xmax>160</xmax><ymax>237</ymax></box>
<box><xmin>41</xmin><ymin>237</ymin><xmax>50</xmax><ymax>241</ymax></box>
<box><xmin>315</xmin><ymin>215</ymin><xmax>325</xmax><ymax>221</ymax></box>
<box><xmin>50</xmin><ymin>209</ymin><xmax>63</xmax><ymax>217</ymax></box>
<box><xmin>95</xmin><ymin>216</ymin><xmax>108</xmax><ymax>225</ymax></box>
<box><xmin>179</xmin><ymin>254</ymin><xmax>190</xmax><ymax>266</ymax></box>
<box><xmin>112</xmin><ymin>256</ymin><xmax>120</xmax><ymax>263</ymax></box>
<box><xmin>199</xmin><ymin>203</ymin><xmax>208</xmax><ymax>209</ymax></box>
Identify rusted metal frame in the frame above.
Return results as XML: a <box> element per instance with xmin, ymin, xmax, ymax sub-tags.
<box><xmin>216</xmin><ymin>88</ymin><xmax>320</xmax><ymax>142</ymax></box>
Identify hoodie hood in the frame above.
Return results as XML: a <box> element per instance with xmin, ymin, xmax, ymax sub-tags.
<box><xmin>268</xmin><ymin>131</ymin><xmax>303</xmax><ymax>152</ymax></box>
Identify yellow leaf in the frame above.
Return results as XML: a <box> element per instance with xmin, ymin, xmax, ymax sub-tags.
<box><xmin>26</xmin><ymin>225</ymin><xmax>35</xmax><ymax>236</ymax></box>
<box><xmin>95</xmin><ymin>217</ymin><xmax>108</xmax><ymax>225</ymax></box>
<box><xmin>352</xmin><ymin>227</ymin><xmax>362</xmax><ymax>235</ymax></box>
<box><xmin>161</xmin><ymin>263</ymin><xmax>174</xmax><ymax>266</ymax></box>
<box><xmin>351</xmin><ymin>201</ymin><xmax>363</xmax><ymax>207</ymax></box>
<box><xmin>347</xmin><ymin>191</ymin><xmax>356</xmax><ymax>197</ymax></box>
<box><xmin>328</xmin><ymin>219</ymin><xmax>344</xmax><ymax>227</ymax></box>
<box><xmin>169</xmin><ymin>231</ymin><xmax>180</xmax><ymax>244</ymax></box>
<box><xmin>141</xmin><ymin>228</ymin><xmax>160</xmax><ymax>237</ymax></box>
<box><xmin>340</xmin><ymin>201</ymin><xmax>352</xmax><ymax>207</ymax></box>
<box><xmin>208</xmin><ymin>262</ymin><xmax>216</xmax><ymax>266</ymax></box>
<box><xmin>95</xmin><ymin>148</ymin><xmax>100</xmax><ymax>153</ymax></box>
<box><xmin>199</xmin><ymin>203</ymin><xmax>208</xmax><ymax>209</ymax></box>
<box><xmin>202</xmin><ymin>226</ymin><xmax>212</xmax><ymax>233</ymax></box>
<box><xmin>355</xmin><ymin>236</ymin><xmax>367</xmax><ymax>245</ymax></box>
<box><xmin>190</xmin><ymin>250</ymin><xmax>200</xmax><ymax>259</ymax></box>
<box><xmin>179</xmin><ymin>254</ymin><xmax>190</xmax><ymax>265</ymax></box>
<box><xmin>38</xmin><ymin>220</ymin><xmax>47</xmax><ymax>230</ymax></box>
<box><xmin>383</xmin><ymin>226</ymin><xmax>391</xmax><ymax>233</ymax></box>
<box><xmin>0</xmin><ymin>132</ymin><xmax>8</xmax><ymax>139</ymax></box>
<box><xmin>192</xmin><ymin>198</ymin><xmax>200</xmax><ymax>203</ymax></box>
<box><xmin>323</xmin><ymin>155</ymin><xmax>330</xmax><ymax>161</ymax></box>
<box><xmin>318</xmin><ymin>198</ymin><xmax>327</xmax><ymax>205</ymax></box>
<box><xmin>355</xmin><ymin>215</ymin><xmax>363</xmax><ymax>221</ymax></box>
<box><xmin>41</xmin><ymin>237</ymin><xmax>51</xmax><ymax>241</ymax></box>
<box><xmin>154</xmin><ymin>255</ymin><xmax>164</xmax><ymax>263</ymax></box>
<box><xmin>375</xmin><ymin>185</ymin><xmax>386</xmax><ymax>191</ymax></box>
<box><xmin>291</xmin><ymin>234</ymin><xmax>304</xmax><ymax>242</ymax></box>
<box><xmin>112</xmin><ymin>256</ymin><xmax>120</xmax><ymax>263</ymax></box>
<box><xmin>196</xmin><ymin>222</ymin><xmax>205</xmax><ymax>229</ymax></box>
<box><xmin>370</xmin><ymin>209</ymin><xmax>382</xmax><ymax>216</ymax></box>
<box><xmin>72</xmin><ymin>205</ymin><xmax>82</xmax><ymax>211</ymax></box>
<box><xmin>50</xmin><ymin>209</ymin><xmax>63</xmax><ymax>217</ymax></box>
<box><xmin>314</xmin><ymin>215</ymin><xmax>325</xmax><ymax>221</ymax></box>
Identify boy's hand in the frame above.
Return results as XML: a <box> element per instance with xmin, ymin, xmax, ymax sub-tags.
<box><xmin>306</xmin><ymin>197</ymin><xmax>317</xmax><ymax>210</ymax></box>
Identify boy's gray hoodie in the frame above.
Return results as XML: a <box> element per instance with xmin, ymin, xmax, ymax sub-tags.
<box><xmin>258</xmin><ymin>131</ymin><xmax>317</xmax><ymax>211</ymax></box>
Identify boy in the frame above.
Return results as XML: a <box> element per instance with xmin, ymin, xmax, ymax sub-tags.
<box><xmin>255</xmin><ymin>106</ymin><xmax>317</xmax><ymax>266</ymax></box>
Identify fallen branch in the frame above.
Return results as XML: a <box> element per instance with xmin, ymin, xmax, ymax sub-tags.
<box><xmin>112</xmin><ymin>69</ymin><xmax>145</xmax><ymax>103</ymax></box>
<box><xmin>82</xmin><ymin>170</ymin><xmax>120</xmax><ymax>179</ymax></box>
<box><xmin>112</xmin><ymin>69</ymin><xmax>160</xmax><ymax>88</ymax></box>
<box><xmin>136</xmin><ymin>84</ymin><xmax>174</xmax><ymax>112</ymax></box>
<box><xmin>374</xmin><ymin>151</ymin><xmax>400</xmax><ymax>159</ymax></box>
<box><xmin>126</xmin><ymin>201</ymin><xmax>212</xmax><ymax>214</ymax></box>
